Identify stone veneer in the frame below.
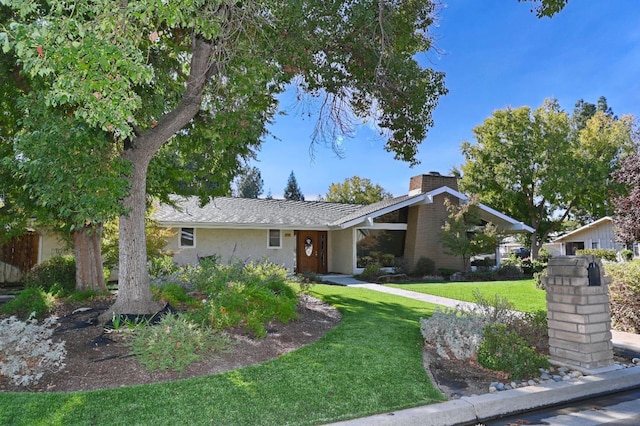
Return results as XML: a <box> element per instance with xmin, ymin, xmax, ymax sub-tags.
<box><xmin>542</xmin><ymin>255</ymin><xmax>614</xmax><ymax>371</ymax></box>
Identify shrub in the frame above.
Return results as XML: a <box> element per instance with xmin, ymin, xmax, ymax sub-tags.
<box><xmin>1</xmin><ymin>287</ymin><xmax>57</xmax><ymax>318</ymax></box>
<box><xmin>151</xmin><ymin>283</ymin><xmax>199</xmax><ymax>308</ymax></box>
<box><xmin>534</xmin><ymin>269</ymin><xmax>548</xmax><ymax>290</ymax></box>
<box><xmin>478</xmin><ymin>323</ymin><xmax>550</xmax><ymax>380</ymax></box>
<box><xmin>392</xmin><ymin>257</ymin><xmax>409</xmax><ymax>275</ymax></box>
<box><xmin>358</xmin><ymin>262</ymin><xmax>384</xmax><ymax>282</ymax></box>
<box><xmin>620</xmin><ymin>249</ymin><xmax>634</xmax><ymax>262</ymax></box>
<box><xmin>148</xmin><ymin>254</ymin><xmax>179</xmax><ymax>279</ymax></box>
<box><xmin>605</xmin><ymin>261</ymin><xmax>640</xmax><ymax>333</ymax></box>
<box><xmin>420</xmin><ymin>306</ymin><xmax>488</xmax><ymax>360</ymax></box>
<box><xmin>24</xmin><ymin>255</ymin><xmax>76</xmax><ymax>295</ymax></box>
<box><xmin>509</xmin><ymin>310</ymin><xmax>549</xmax><ymax>353</ymax></box>
<box><xmin>187</xmin><ymin>259</ymin><xmax>298</xmax><ymax>337</ymax></box>
<box><xmin>576</xmin><ymin>248</ymin><xmax>617</xmax><ymax>262</ymax></box>
<box><xmin>495</xmin><ymin>263</ymin><xmax>524</xmax><ymax>280</ymax></box>
<box><xmin>130</xmin><ymin>313</ymin><xmax>230</xmax><ymax>372</ymax></box>
<box><xmin>0</xmin><ymin>314</ymin><xmax>66</xmax><ymax>386</ymax></box>
<box><xmin>538</xmin><ymin>247</ymin><xmax>552</xmax><ymax>263</ymax></box>
<box><xmin>413</xmin><ymin>257</ymin><xmax>435</xmax><ymax>277</ymax></box>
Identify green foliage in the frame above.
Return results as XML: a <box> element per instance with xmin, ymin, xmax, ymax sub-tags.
<box><xmin>534</xmin><ymin>269</ymin><xmax>548</xmax><ymax>290</ymax></box>
<box><xmin>130</xmin><ymin>313</ymin><xmax>231</xmax><ymax>372</ymax></box>
<box><xmin>24</xmin><ymin>255</ymin><xmax>76</xmax><ymax>296</ymax></box>
<box><xmin>502</xmin><ymin>254</ymin><xmax>547</xmax><ymax>276</ymax></box>
<box><xmin>283</xmin><ymin>171</ymin><xmax>304</xmax><ymax>201</ymax></box>
<box><xmin>495</xmin><ymin>263</ymin><xmax>525</xmax><ymax>280</ymax></box>
<box><xmin>604</xmin><ymin>261</ymin><xmax>640</xmax><ymax>333</ymax></box>
<box><xmin>412</xmin><ymin>256</ymin><xmax>435</xmax><ymax>277</ymax></box>
<box><xmin>441</xmin><ymin>196</ymin><xmax>499</xmax><ymax>271</ymax></box>
<box><xmin>478</xmin><ymin>323</ymin><xmax>550</xmax><ymax>380</ymax></box>
<box><xmin>576</xmin><ymin>248</ymin><xmax>617</xmax><ymax>262</ymax></box>
<box><xmin>149</xmin><ymin>255</ymin><xmax>180</xmax><ymax>280</ymax></box>
<box><xmin>538</xmin><ymin>247</ymin><xmax>552</xmax><ymax>263</ymax></box>
<box><xmin>324</xmin><ymin>176</ymin><xmax>392</xmax><ymax>205</ymax></box>
<box><xmin>186</xmin><ymin>259</ymin><xmax>298</xmax><ymax>338</ymax></box>
<box><xmin>358</xmin><ymin>262</ymin><xmax>385</xmax><ymax>282</ymax></box>
<box><xmin>235</xmin><ymin>166</ymin><xmax>263</xmax><ymax>199</ymax></box>
<box><xmin>151</xmin><ymin>283</ymin><xmax>198</xmax><ymax>308</ymax></box>
<box><xmin>620</xmin><ymin>249</ymin><xmax>634</xmax><ymax>262</ymax></box>
<box><xmin>0</xmin><ymin>287</ymin><xmax>56</xmax><ymax>318</ymax></box>
<box><xmin>458</xmin><ymin>98</ymin><xmax>636</xmax><ymax>258</ymax></box>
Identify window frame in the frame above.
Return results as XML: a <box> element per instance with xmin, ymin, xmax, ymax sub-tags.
<box><xmin>179</xmin><ymin>227</ymin><xmax>196</xmax><ymax>248</ymax></box>
<box><xmin>267</xmin><ymin>229</ymin><xmax>282</xmax><ymax>249</ymax></box>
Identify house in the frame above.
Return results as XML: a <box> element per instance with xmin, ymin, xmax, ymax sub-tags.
<box><xmin>0</xmin><ymin>229</ymin><xmax>68</xmax><ymax>283</ymax></box>
<box><xmin>550</xmin><ymin>216</ymin><xmax>637</xmax><ymax>257</ymax></box>
<box><xmin>154</xmin><ymin>173</ymin><xmax>534</xmax><ymax>275</ymax></box>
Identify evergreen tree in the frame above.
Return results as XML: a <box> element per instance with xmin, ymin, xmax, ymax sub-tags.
<box><xmin>236</xmin><ymin>167</ymin><xmax>264</xmax><ymax>199</ymax></box>
<box><xmin>283</xmin><ymin>171</ymin><xmax>305</xmax><ymax>201</ymax></box>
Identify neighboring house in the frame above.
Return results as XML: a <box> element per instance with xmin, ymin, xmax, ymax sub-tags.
<box><xmin>0</xmin><ymin>230</ymin><xmax>68</xmax><ymax>283</ymax></box>
<box><xmin>550</xmin><ymin>216</ymin><xmax>637</xmax><ymax>257</ymax></box>
<box><xmin>154</xmin><ymin>173</ymin><xmax>534</xmax><ymax>275</ymax></box>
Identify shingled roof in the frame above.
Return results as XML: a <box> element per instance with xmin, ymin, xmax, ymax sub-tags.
<box><xmin>153</xmin><ymin>195</ymin><xmax>421</xmax><ymax>230</ymax></box>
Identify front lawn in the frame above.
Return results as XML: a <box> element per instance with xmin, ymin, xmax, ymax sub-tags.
<box><xmin>0</xmin><ymin>285</ymin><xmax>444</xmax><ymax>426</ymax></box>
<box><xmin>388</xmin><ymin>279</ymin><xmax>546</xmax><ymax>312</ymax></box>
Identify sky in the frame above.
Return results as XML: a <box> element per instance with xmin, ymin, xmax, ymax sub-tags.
<box><xmin>249</xmin><ymin>1</ymin><xmax>640</xmax><ymax>200</ymax></box>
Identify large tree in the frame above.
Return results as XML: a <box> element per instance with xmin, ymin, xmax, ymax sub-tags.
<box><xmin>2</xmin><ymin>0</ymin><xmax>446</xmax><ymax>318</ymax></box>
<box><xmin>457</xmin><ymin>98</ymin><xmax>636</xmax><ymax>259</ymax></box>
<box><xmin>283</xmin><ymin>171</ymin><xmax>304</xmax><ymax>201</ymax></box>
<box><xmin>325</xmin><ymin>176</ymin><xmax>393</xmax><ymax>205</ymax></box>
<box><xmin>235</xmin><ymin>167</ymin><xmax>264</xmax><ymax>199</ymax></box>
<box><xmin>613</xmin><ymin>150</ymin><xmax>640</xmax><ymax>244</ymax></box>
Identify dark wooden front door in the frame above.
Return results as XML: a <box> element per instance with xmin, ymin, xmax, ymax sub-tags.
<box><xmin>296</xmin><ymin>231</ymin><xmax>327</xmax><ymax>274</ymax></box>
<box><xmin>0</xmin><ymin>232</ymin><xmax>39</xmax><ymax>272</ymax></box>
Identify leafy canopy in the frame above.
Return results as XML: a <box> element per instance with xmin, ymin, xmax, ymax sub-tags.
<box><xmin>457</xmin><ymin>98</ymin><xmax>637</xmax><ymax>257</ymax></box>
<box><xmin>325</xmin><ymin>176</ymin><xmax>392</xmax><ymax>205</ymax></box>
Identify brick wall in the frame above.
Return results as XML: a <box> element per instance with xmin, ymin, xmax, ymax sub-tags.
<box><xmin>405</xmin><ymin>173</ymin><xmax>464</xmax><ymax>273</ymax></box>
<box><xmin>542</xmin><ymin>255</ymin><xmax>613</xmax><ymax>371</ymax></box>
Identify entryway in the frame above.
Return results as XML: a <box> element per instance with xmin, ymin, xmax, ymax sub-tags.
<box><xmin>296</xmin><ymin>230</ymin><xmax>327</xmax><ymax>274</ymax></box>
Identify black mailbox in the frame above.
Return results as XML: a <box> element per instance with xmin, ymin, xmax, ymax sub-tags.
<box><xmin>587</xmin><ymin>262</ymin><xmax>601</xmax><ymax>286</ymax></box>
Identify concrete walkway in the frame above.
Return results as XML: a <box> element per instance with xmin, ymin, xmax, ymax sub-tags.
<box><xmin>320</xmin><ymin>274</ymin><xmax>640</xmax><ymax>426</ymax></box>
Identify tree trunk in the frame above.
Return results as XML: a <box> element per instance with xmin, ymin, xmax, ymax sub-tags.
<box><xmin>99</xmin><ymin>36</ymin><xmax>216</xmax><ymax>322</ymax></box>
<box><xmin>72</xmin><ymin>224</ymin><xmax>107</xmax><ymax>292</ymax></box>
<box><xmin>100</xmin><ymin>154</ymin><xmax>161</xmax><ymax>321</ymax></box>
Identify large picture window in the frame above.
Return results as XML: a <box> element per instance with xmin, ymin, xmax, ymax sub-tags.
<box><xmin>356</xmin><ymin>229</ymin><xmax>406</xmax><ymax>268</ymax></box>
<box><xmin>180</xmin><ymin>228</ymin><xmax>195</xmax><ymax>248</ymax></box>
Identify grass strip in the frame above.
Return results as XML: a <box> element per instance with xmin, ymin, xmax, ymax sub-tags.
<box><xmin>388</xmin><ymin>279</ymin><xmax>546</xmax><ymax>312</ymax></box>
<box><xmin>0</xmin><ymin>284</ymin><xmax>444</xmax><ymax>426</ymax></box>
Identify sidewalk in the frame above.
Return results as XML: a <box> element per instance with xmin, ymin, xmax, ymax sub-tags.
<box><xmin>320</xmin><ymin>275</ymin><xmax>640</xmax><ymax>426</ymax></box>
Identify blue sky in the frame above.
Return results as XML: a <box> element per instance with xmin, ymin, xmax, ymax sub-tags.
<box><xmin>251</xmin><ymin>1</ymin><xmax>640</xmax><ymax>200</ymax></box>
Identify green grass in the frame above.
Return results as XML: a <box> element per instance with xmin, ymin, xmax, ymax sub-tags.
<box><xmin>388</xmin><ymin>279</ymin><xmax>547</xmax><ymax>312</ymax></box>
<box><xmin>0</xmin><ymin>285</ymin><xmax>445</xmax><ymax>426</ymax></box>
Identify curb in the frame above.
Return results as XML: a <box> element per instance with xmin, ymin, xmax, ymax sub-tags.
<box><xmin>328</xmin><ymin>367</ymin><xmax>640</xmax><ymax>426</ymax></box>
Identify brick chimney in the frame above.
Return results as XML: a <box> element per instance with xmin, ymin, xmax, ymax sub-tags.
<box><xmin>409</xmin><ymin>172</ymin><xmax>458</xmax><ymax>195</ymax></box>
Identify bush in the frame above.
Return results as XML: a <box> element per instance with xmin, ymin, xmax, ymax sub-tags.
<box><xmin>130</xmin><ymin>313</ymin><xmax>230</xmax><ymax>372</ymax></box>
<box><xmin>151</xmin><ymin>283</ymin><xmax>199</xmax><ymax>308</ymax></box>
<box><xmin>478</xmin><ymin>324</ymin><xmax>550</xmax><ymax>380</ymax></box>
<box><xmin>0</xmin><ymin>314</ymin><xmax>66</xmax><ymax>386</ymax></box>
<box><xmin>495</xmin><ymin>263</ymin><xmax>524</xmax><ymax>280</ymax></box>
<box><xmin>358</xmin><ymin>262</ymin><xmax>385</xmax><ymax>282</ymax></box>
<box><xmin>1</xmin><ymin>287</ymin><xmax>57</xmax><ymax>318</ymax></box>
<box><xmin>534</xmin><ymin>269</ymin><xmax>547</xmax><ymax>290</ymax></box>
<box><xmin>24</xmin><ymin>255</ymin><xmax>76</xmax><ymax>295</ymax></box>
<box><xmin>605</xmin><ymin>261</ymin><xmax>640</xmax><ymax>333</ymax></box>
<box><xmin>148</xmin><ymin>254</ymin><xmax>180</xmax><ymax>279</ymax></box>
<box><xmin>413</xmin><ymin>257</ymin><xmax>435</xmax><ymax>277</ymax></box>
<box><xmin>576</xmin><ymin>248</ymin><xmax>617</xmax><ymax>262</ymax></box>
<box><xmin>538</xmin><ymin>247</ymin><xmax>552</xmax><ymax>263</ymax></box>
<box><xmin>187</xmin><ymin>259</ymin><xmax>298</xmax><ymax>337</ymax></box>
<box><xmin>620</xmin><ymin>249</ymin><xmax>634</xmax><ymax>262</ymax></box>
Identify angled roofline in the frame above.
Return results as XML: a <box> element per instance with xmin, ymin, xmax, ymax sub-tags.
<box><xmin>425</xmin><ymin>187</ymin><xmax>535</xmax><ymax>233</ymax></box>
<box><xmin>334</xmin><ymin>193</ymin><xmax>432</xmax><ymax>229</ymax></box>
<box><xmin>553</xmin><ymin>216</ymin><xmax>613</xmax><ymax>242</ymax></box>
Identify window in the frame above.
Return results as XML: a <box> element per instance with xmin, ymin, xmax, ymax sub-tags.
<box><xmin>180</xmin><ymin>228</ymin><xmax>195</xmax><ymax>248</ymax></box>
<box><xmin>591</xmin><ymin>241</ymin><xmax>600</xmax><ymax>249</ymax></box>
<box><xmin>356</xmin><ymin>229</ymin><xmax>406</xmax><ymax>268</ymax></box>
<box><xmin>268</xmin><ymin>229</ymin><xmax>282</xmax><ymax>248</ymax></box>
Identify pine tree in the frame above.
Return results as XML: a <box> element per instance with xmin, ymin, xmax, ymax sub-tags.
<box><xmin>283</xmin><ymin>171</ymin><xmax>304</xmax><ymax>201</ymax></box>
<box><xmin>236</xmin><ymin>167</ymin><xmax>264</xmax><ymax>199</ymax></box>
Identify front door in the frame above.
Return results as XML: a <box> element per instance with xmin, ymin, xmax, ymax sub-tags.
<box><xmin>296</xmin><ymin>231</ymin><xmax>327</xmax><ymax>274</ymax></box>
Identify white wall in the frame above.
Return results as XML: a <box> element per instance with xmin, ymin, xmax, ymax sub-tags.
<box><xmin>166</xmin><ymin>227</ymin><xmax>297</xmax><ymax>271</ymax></box>
<box><xmin>329</xmin><ymin>228</ymin><xmax>355</xmax><ymax>274</ymax></box>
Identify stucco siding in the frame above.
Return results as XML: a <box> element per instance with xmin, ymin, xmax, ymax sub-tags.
<box><xmin>167</xmin><ymin>228</ymin><xmax>296</xmax><ymax>270</ymax></box>
<box><xmin>329</xmin><ymin>228</ymin><xmax>355</xmax><ymax>274</ymax></box>
<box><xmin>39</xmin><ymin>230</ymin><xmax>69</xmax><ymax>263</ymax></box>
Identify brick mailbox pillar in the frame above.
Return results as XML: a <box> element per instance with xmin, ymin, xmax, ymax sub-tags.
<box><xmin>542</xmin><ymin>255</ymin><xmax>614</xmax><ymax>372</ymax></box>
